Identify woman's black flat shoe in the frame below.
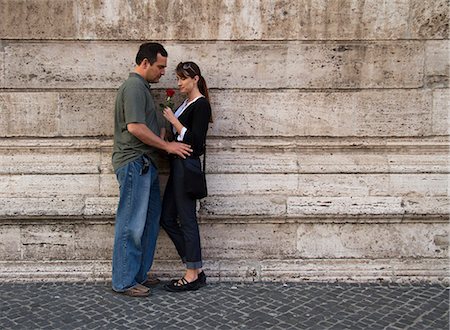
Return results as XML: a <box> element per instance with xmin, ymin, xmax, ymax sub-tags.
<box><xmin>198</xmin><ymin>271</ymin><xmax>207</xmax><ymax>286</ymax></box>
<box><xmin>169</xmin><ymin>271</ymin><xmax>206</xmax><ymax>286</ymax></box>
<box><xmin>164</xmin><ymin>277</ymin><xmax>200</xmax><ymax>292</ymax></box>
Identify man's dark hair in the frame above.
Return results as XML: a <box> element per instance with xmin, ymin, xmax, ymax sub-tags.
<box><xmin>135</xmin><ymin>42</ymin><xmax>168</xmax><ymax>65</ymax></box>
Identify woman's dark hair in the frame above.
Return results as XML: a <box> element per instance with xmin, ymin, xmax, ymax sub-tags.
<box><xmin>136</xmin><ymin>42</ymin><xmax>168</xmax><ymax>65</ymax></box>
<box><xmin>176</xmin><ymin>62</ymin><xmax>210</xmax><ymax>104</ymax></box>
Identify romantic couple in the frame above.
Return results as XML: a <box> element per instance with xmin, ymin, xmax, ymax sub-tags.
<box><xmin>111</xmin><ymin>42</ymin><xmax>212</xmax><ymax>297</ymax></box>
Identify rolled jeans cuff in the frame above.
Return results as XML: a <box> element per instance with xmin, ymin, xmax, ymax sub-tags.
<box><xmin>185</xmin><ymin>261</ymin><xmax>203</xmax><ymax>269</ymax></box>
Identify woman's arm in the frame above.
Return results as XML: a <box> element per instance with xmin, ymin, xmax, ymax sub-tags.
<box><xmin>182</xmin><ymin>100</ymin><xmax>211</xmax><ymax>153</ymax></box>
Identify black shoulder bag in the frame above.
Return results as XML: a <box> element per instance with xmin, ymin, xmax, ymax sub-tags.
<box><xmin>182</xmin><ymin>149</ymin><xmax>207</xmax><ymax>200</ymax></box>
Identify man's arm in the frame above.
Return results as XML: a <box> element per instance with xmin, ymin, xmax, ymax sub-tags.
<box><xmin>127</xmin><ymin>123</ymin><xmax>192</xmax><ymax>158</ymax></box>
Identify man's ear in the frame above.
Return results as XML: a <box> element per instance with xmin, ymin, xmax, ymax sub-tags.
<box><xmin>141</xmin><ymin>58</ymin><xmax>150</xmax><ymax>69</ymax></box>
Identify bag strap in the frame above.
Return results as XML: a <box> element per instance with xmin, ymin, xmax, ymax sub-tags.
<box><xmin>202</xmin><ymin>145</ymin><xmax>206</xmax><ymax>173</ymax></box>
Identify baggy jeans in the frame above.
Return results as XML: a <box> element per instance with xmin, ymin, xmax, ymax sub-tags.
<box><xmin>112</xmin><ymin>155</ymin><xmax>161</xmax><ymax>292</ymax></box>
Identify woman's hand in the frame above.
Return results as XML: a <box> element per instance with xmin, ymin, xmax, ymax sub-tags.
<box><xmin>162</xmin><ymin>107</ymin><xmax>177</xmax><ymax>125</ymax></box>
<box><xmin>163</xmin><ymin>107</ymin><xmax>185</xmax><ymax>135</ymax></box>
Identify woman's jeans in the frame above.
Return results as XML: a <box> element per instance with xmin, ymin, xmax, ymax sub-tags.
<box><xmin>112</xmin><ymin>155</ymin><xmax>161</xmax><ymax>292</ymax></box>
<box><xmin>160</xmin><ymin>157</ymin><xmax>203</xmax><ymax>269</ymax></box>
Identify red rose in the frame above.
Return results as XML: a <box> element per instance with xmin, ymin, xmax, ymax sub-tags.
<box><xmin>160</xmin><ymin>88</ymin><xmax>175</xmax><ymax>110</ymax></box>
<box><xmin>166</xmin><ymin>89</ymin><xmax>175</xmax><ymax>98</ymax></box>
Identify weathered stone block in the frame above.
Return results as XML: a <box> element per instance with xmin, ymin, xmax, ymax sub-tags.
<box><xmin>3</xmin><ymin>42</ymin><xmax>134</xmax><ymax>89</ymax></box>
<box><xmin>202</xmin><ymin>260</ymin><xmax>263</xmax><ymax>282</ymax></box>
<box><xmin>387</xmin><ymin>153</ymin><xmax>449</xmax><ymax>174</ymax></box>
<box><xmin>1</xmin><ymin>173</ymin><xmax>447</xmax><ymax>218</ymax></box>
<box><xmin>201</xmin><ymin>223</ymin><xmax>298</xmax><ymax>259</ymax></box>
<box><xmin>84</xmin><ymin>197</ymin><xmax>117</xmax><ymax>217</ymax></box>
<box><xmin>0</xmin><ymin>258</ymin><xmax>447</xmax><ymax>283</ymax></box>
<box><xmin>388</xmin><ymin>174</ymin><xmax>448</xmax><ymax>197</ymax></box>
<box><xmin>297</xmin><ymin>153</ymin><xmax>386</xmax><ymax>174</ymax></box>
<box><xmin>205</xmin><ymin>41</ymin><xmax>424</xmax><ymax>89</ymax></box>
<box><xmin>433</xmin><ymin>89</ymin><xmax>450</xmax><ymax>135</ymax></box>
<box><xmin>0</xmin><ymin>150</ymin><xmax>101</xmax><ymax>174</ymax></box>
<box><xmin>208</xmin><ymin>151</ymin><xmax>298</xmax><ymax>174</ymax></box>
<box><xmin>0</xmin><ymin>0</ymin><xmax>76</xmax><ymax>39</ymax></box>
<box><xmin>201</xmin><ymin>196</ymin><xmax>286</xmax><ymax>216</ymax></box>
<box><xmin>210</xmin><ymin>90</ymin><xmax>432</xmax><ymax>137</ymax></box>
<box><xmin>0</xmin><ymin>45</ymin><xmax>4</xmax><ymax>88</ymax></box>
<box><xmin>0</xmin><ymin>89</ymin><xmax>436</xmax><ymax>137</ymax></box>
<box><xmin>295</xmin><ymin>0</ymin><xmax>410</xmax><ymax>40</ymax></box>
<box><xmin>287</xmin><ymin>197</ymin><xmax>404</xmax><ymax>216</ymax></box>
<box><xmin>99</xmin><ymin>174</ymin><xmax>118</xmax><ymax>197</ymax></box>
<box><xmin>206</xmin><ymin>173</ymin><xmax>448</xmax><ymax>197</ymax></box>
<box><xmin>0</xmin><ymin>226</ymin><xmax>21</xmax><ymax>260</ymax></box>
<box><xmin>74</xmin><ymin>223</ymin><xmax>114</xmax><ymax>260</ymax></box>
<box><xmin>425</xmin><ymin>41</ymin><xmax>449</xmax><ymax>88</ymax></box>
<box><xmin>2</xmin><ymin>138</ymin><xmax>448</xmax><ymax>175</ymax></box>
<box><xmin>99</xmin><ymin>149</ymin><xmax>115</xmax><ymax>174</ymax></box>
<box><xmin>3</xmin><ymin>41</ymin><xmax>424</xmax><ymax>89</ymax></box>
<box><xmin>0</xmin><ymin>260</ymin><xmax>112</xmax><ymax>282</ymax></box>
<box><xmin>410</xmin><ymin>0</ymin><xmax>449</xmax><ymax>39</ymax></box>
<box><xmin>2</xmin><ymin>0</ymin><xmax>447</xmax><ymax>40</ymax></box>
<box><xmin>208</xmin><ymin>145</ymin><xmax>450</xmax><ymax>174</ymax></box>
<box><xmin>75</xmin><ymin>0</ymin><xmax>171</xmax><ymax>40</ymax></box>
<box><xmin>0</xmin><ymin>93</ymin><xmax>59</xmax><ymax>137</ymax></box>
<box><xmin>1</xmin><ymin>196</ymin><xmax>445</xmax><ymax>223</ymax></box>
<box><xmin>296</xmin><ymin>223</ymin><xmax>449</xmax><ymax>258</ymax></box>
<box><xmin>296</xmin><ymin>174</ymin><xmax>387</xmax><ymax>197</ymax></box>
<box><xmin>403</xmin><ymin>197</ymin><xmax>450</xmax><ymax>215</ymax></box>
<box><xmin>59</xmin><ymin>91</ymin><xmax>115</xmax><ymax>136</ymax></box>
<box><xmin>207</xmin><ymin>174</ymin><xmax>298</xmax><ymax>196</ymax></box>
<box><xmin>261</xmin><ymin>258</ymin><xmax>449</xmax><ymax>282</ymax></box>
<box><xmin>0</xmin><ymin>175</ymin><xmax>100</xmax><ymax>197</ymax></box>
<box><xmin>0</xmin><ymin>198</ymin><xmax>84</xmax><ymax>217</ymax></box>
<box><xmin>21</xmin><ymin>225</ymin><xmax>76</xmax><ymax>260</ymax></box>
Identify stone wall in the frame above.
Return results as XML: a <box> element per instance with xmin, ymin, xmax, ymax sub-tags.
<box><xmin>0</xmin><ymin>0</ymin><xmax>448</xmax><ymax>282</ymax></box>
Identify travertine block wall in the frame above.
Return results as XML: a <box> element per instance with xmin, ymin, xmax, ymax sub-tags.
<box><xmin>0</xmin><ymin>0</ymin><xmax>449</xmax><ymax>282</ymax></box>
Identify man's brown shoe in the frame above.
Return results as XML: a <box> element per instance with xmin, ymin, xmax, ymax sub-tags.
<box><xmin>141</xmin><ymin>276</ymin><xmax>161</xmax><ymax>288</ymax></box>
<box><xmin>114</xmin><ymin>284</ymin><xmax>150</xmax><ymax>297</ymax></box>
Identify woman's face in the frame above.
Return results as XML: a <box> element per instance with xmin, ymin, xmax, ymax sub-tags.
<box><xmin>176</xmin><ymin>74</ymin><xmax>198</xmax><ymax>94</ymax></box>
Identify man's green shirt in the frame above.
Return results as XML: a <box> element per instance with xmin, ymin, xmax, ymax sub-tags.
<box><xmin>112</xmin><ymin>73</ymin><xmax>162</xmax><ymax>172</ymax></box>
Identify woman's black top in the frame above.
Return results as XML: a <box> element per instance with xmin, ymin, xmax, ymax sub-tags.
<box><xmin>175</xmin><ymin>97</ymin><xmax>211</xmax><ymax>157</ymax></box>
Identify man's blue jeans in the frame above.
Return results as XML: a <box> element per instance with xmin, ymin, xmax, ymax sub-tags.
<box><xmin>112</xmin><ymin>155</ymin><xmax>161</xmax><ymax>292</ymax></box>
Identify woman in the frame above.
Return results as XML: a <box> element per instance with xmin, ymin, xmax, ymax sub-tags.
<box><xmin>160</xmin><ymin>61</ymin><xmax>212</xmax><ymax>292</ymax></box>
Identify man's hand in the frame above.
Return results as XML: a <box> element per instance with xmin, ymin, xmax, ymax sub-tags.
<box><xmin>165</xmin><ymin>141</ymin><xmax>192</xmax><ymax>159</ymax></box>
<box><xmin>127</xmin><ymin>123</ymin><xmax>192</xmax><ymax>157</ymax></box>
<box><xmin>127</xmin><ymin>123</ymin><xmax>188</xmax><ymax>155</ymax></box>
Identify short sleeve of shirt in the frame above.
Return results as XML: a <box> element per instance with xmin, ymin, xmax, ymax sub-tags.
<box><xmin>123</xmin><ymin>84</ymin><xmax>147</xmax><ymax>124</ymax></box>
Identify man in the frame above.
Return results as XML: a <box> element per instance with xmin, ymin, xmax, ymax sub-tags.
<box><xmin>111</xmin><ymin>42</ymin><xmax>192</xmax><ymax>297</ymax></box>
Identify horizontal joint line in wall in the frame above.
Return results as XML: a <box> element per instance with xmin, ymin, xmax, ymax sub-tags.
<box><xmin>1</xmin><ymin>171</ymin><xmax>449</xmax><ymax>175</ymax></box>
<box><xmin>1</xmin><ymin>144</ymin><xmax>449</xmax><ymax>152</ymax></box>
<box><xmin>0</xmin><ymin>87</ymin><xmax>437</xmax><ymax>92</ymax></box>
<box><xmin>0</xmin><ymin>39</ymin><xmax>439</xmax><ymax>43</ymax></box>
<box><xmin>1</xmin><ymin>215</ymin><xmax>448</xmax><ymax>225</ymax></box>
<box><xmin>198</xmin><ymin>215</ymin><xmax>450</xmax><ymax>224</ymax></box>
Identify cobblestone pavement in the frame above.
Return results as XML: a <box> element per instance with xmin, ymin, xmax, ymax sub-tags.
<box><xmin>0</xmin><ymin>281</ymin><xmax>448</xmax><ymax>329</ymax></box>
